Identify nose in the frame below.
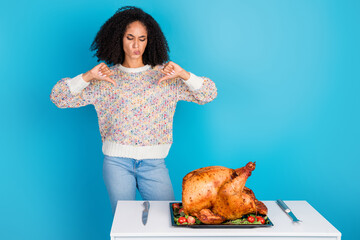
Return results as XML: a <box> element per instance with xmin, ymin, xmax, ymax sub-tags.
<box><xmin>133</xmin><ymin>39</ymin><xmax>139</xmax><ymax>48</ymax></box>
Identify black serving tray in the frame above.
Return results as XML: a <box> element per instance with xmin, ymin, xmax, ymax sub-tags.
<box><xmin>170</xmin><ymin>202</ymin><xmax>274</xmax><ymax>228</ymax></box>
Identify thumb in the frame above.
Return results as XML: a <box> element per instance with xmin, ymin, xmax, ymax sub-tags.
<box><xmin>158</xmin><ymin>75</ymin><xmax>171</xmax><ymax>84</ymax></box>
<box><xmin>104</xmin><ymin>76</ymin><xmax>117</xmax><ymax>86</ymax></box>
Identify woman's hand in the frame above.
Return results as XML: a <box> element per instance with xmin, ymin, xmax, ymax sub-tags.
<box><xmin>82</xmin><ymin>63</ymin><xmax>117</xmax><ymax>86</ymax></box>
<box><xmin>158</xmin><ymin>61</ymin><xmax>190</xmax><ymax>84</ymax></box>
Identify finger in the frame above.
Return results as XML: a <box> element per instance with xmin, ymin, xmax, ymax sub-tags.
<box><xmin>95</xmin><ymin>64</ymin><xmax>105</xmax><ymax>73</ymax></box>
<box><xmin>98</xmin><ymin>63</ymin><xmax>106</xmax><ymax>69</ymax></box>
<box><xmin>158</xmin><ymin>74</ymin><xmax>177</xmax><ymax>84</ymax></box>
<box><xmin>160</xmin><ymin>69</ymin><xmax>168</xmax><ymax>75</ymax></box>
<box><xmin>165</xmin><ymin>71</ymin><xmax>173</xmax><ymax>76</ymax></box>
<box><xmin>104</xmin><ymin>76</ymin><xmax>117</xmax><ymax>86</ymax></box>
<box><xmin>160</xmin><ymin>68</ymin><xmax>175</xmax><ymax>77</ymax></box>
<box><xmin>162</xmin><ymin>67</ymin><xmax>173</xmax><ymax>74</ymax></box>
<box><xmin>164</xmin><ymin>62</ymin><xmax>174</xmax><ymax>69</ymax></box>
<box><xmin>98</xmin><ymin>72</ymin><xmax>112</xmax><ymax>80</ymax></box>
<box><xmin>107</xmin><ymin>71</ymin><xmax>114</xmax><ymax>76</ymax></box>
<box><xmin>167</xmin><ymin>68</ymin><xmax>176</xmax><ymax>75</ymax></box>
<box><xmin>158</xmin><ymin>75</ymin><xmax>172</xmax><ymax>84</ymax></box>
<box><xmin>99</xmin><ymin>67</ymin><xmax>112</xmax><ymax>76</ymax></box>
<box><xmin>97</xmin><ymin>72</ymin><xmax>104</xmax><ymax>78</ymax></box>
<box><xmin>98</xmin><ymin>70</ymin><xmax>105</xmax><ymax>77</ymax></box>
<box><xmin>103</xmin><ymin>69</ymin><xmax>113</xmax><ymax>76</ymax></box>
<box><xmin>166</xmin><ymin>62</ymin><xmax>174</xmax><ymax>69</ymax></box>
<box><xmin>100</xmin><ymin>64</ymin><xmax>110</xmax><ymax>72</ymax></box>
<box><xmin>163</xmin><ymin>70</ymin><xmax>172</xmax><ymax>75</ymax></box>
<box><xmin>93</xmin><ymin>64</ymin><xmax>101</xmax><ymax>72</ymax></box>
<box><xmin>99</xmin><ymin>64</ymin><xmax>109</xmax><ymax>72</ymax></box>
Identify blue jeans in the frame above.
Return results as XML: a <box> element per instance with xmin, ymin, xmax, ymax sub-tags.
<box><xmin>102</xmin><ymin>155</ymin><xmax>175</xmax><ymax>214</ymax></box>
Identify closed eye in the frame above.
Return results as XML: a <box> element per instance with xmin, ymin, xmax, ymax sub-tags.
<box><xmin>126</xmin><ymin>37</ymin><xmax>146</xmax><ymax>41</ymax></box>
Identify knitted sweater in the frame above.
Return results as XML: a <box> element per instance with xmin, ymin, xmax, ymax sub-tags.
<box><xmin>50</xmin><ymin>64</ymin><xmax>217</xmax><ymax>159</ymax></box>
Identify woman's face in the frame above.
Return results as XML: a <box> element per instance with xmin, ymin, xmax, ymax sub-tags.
<box><xmin>123</xmin><ymin>21</ymin><xmax>148</xmax><ymax>61</ymax></box>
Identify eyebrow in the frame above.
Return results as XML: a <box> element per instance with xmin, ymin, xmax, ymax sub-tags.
<box><xmin>127</xmin><ymin>34</ymin><xmax>147</xmax><ymax>38</ymax></box>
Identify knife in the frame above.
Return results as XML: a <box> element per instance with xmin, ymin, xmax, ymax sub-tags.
<box><xmin>276</xmin><ymin>199</ymin><xmax>302</xmax><ymax>222</ymax></box>
<box><xmin>142</xmin><ymin>201</ymin><xmax>150</xmax><ymax>225</ymax></box>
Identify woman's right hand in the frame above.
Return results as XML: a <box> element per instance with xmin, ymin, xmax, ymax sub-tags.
<box><xmin>82</xmin><ymin>63</ymin><xmax>117</xmax><ymax>86</ymax></box>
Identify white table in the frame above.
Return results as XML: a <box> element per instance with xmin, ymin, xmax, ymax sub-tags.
<box><xmin>110</xmin><ymin>201</ymin><xmax>341</xmax><ymax>240</ymax></box>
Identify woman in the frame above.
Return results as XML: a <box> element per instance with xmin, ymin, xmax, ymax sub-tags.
<box><xmin>50</xmin><ymin>6</ymin><xmax>217</xmax><ymax>214</ymax></box>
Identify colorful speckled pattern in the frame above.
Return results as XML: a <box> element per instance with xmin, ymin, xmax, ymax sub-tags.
<box><xmin>50</xmin><ymin>64</ymin><xmax>217</xmax><ymax>147</ymax></box>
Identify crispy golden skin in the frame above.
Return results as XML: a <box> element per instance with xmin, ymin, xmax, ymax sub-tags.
<box><xmin>182</xmin><ymin>162</ymin><xmax>267</xmax><ymax>224</ymax></box>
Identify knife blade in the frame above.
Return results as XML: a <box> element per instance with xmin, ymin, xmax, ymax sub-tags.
<box><xmin>276</xmin><ymin>199</ymin><xmax>301</xmax><ymax>222</ymax></box>
<box><xmin>142</xmin><ymin>201</ymin><xmax>150</xmax><ymax>225</ymax></box>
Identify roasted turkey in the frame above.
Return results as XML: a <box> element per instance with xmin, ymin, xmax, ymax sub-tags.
<box><xmin>182</xmin><ymin>162</ymin><xmax>267</xmax><ymax>224</ymax></box>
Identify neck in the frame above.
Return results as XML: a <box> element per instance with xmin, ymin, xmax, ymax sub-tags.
<box><xmin>122</xmin><ymin>58</ymin><xmax>145</xmax><ymax>68</ymax></box>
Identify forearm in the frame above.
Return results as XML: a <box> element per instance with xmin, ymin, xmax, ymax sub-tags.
<box><xmin>50</xmin><ymin>75</ymin><xmax>94</xmax><ymax>108</ymax></box>
<box><xmin>178</xmin><ymin>73</ymin><xmax>218</xmax><ymax>104</ymax></box>
<box><xmin>82</xmin><ymin>71</ymin><xmax>94</xmax><ymax>82</ymax></box>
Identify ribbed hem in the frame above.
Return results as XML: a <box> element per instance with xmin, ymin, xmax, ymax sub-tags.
<box><xmin>102</xmin><ymin>141</ymin><xmax>172</xmax><ymax>160</ymax></box>
<box><xmin>118</xmin><ymin>64</ymin><xmax>151</xmax><ymax>73</ymax></box>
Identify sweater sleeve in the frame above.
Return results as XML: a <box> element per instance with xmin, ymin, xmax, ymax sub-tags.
<box><xmin>176</xmin><ymin>72</ymin><xmax>217</xmax><ymax>104</ymax></box>
<box><xmin>50</xmin><ymin>74</ymin><xmax>99</xmax><ymax>108</ymax></box>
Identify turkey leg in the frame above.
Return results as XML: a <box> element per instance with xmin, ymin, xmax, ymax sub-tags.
<box><xmin>212</xmin><ymin>162</ymin><xmax>258</xmax><ymax>220</ymax></box>
<box><xmin>194</xmin><ymin>209</ymin><xmax>226</xmax><ymax>225</ymax></box>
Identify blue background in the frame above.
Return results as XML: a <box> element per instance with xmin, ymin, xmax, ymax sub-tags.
<box><xmin>1</xmin><ymin>0</ymin><xmax>359</xmax><ymax>239</ymax></box>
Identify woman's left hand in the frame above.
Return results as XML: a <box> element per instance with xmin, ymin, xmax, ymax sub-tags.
<box><xmin>158</xmin><ymin>61</ymin><xmax>190</xmax><ymax>84</ymax></box>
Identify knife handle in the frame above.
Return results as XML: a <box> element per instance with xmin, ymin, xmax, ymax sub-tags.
<box><xmin>276</xmin><ymin>199</ymin><xmax>291</xmax><ymax>213</ymax></box>
<box><xmin>144</xmin><ymin>201</ymin><xmax>150</xmax><ymax>211</ymax></box>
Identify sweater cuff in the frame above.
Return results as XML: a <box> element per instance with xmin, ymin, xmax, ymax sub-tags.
<box><xmin>66</xmin><ymin>74</ymin><xmax>90</xmax><ymax>95</ymax></box>
<box><xmin>183</xmin><ymin>72</ymin><xmax>204</xmax><ymax>91</ymax></box>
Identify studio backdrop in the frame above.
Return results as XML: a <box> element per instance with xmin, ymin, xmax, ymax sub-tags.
<box><xmin>0</xmin><ymin>0</ymin><xmax>359</xmax><ymax>240</ymax></box>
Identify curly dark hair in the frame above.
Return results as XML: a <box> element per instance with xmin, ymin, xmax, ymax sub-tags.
<box><xmin>90</xmin><ymin>6</ymin><xmax>170</xmax><ymax>67</ymax></box>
